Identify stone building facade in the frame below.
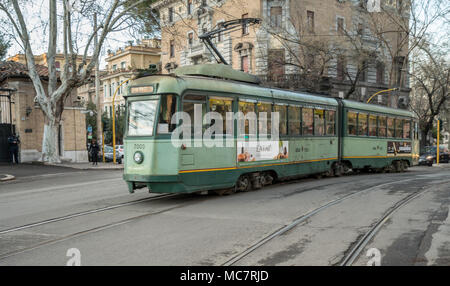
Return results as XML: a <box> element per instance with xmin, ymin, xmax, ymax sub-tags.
<box><xmin>0</xmin><ymin>61</ymin><xmax>88</xmax><ymax>163</ymax></box>
<box><xmin>101</xmin><ymin>38</ymin><xmax>161</xmax><ymax>118</ymax></box>
<box><xmin>153</xmin><ymin>0</ymin><xmax>411</xmax><ymax>108</ymax></box>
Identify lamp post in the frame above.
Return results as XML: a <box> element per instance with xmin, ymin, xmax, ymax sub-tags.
<box><xmin>112</xmin><ymin>78</ymin><xmax>133</xmax><ymax>164</ymax></box>
<box><xmin>366</xmin><ymin>88</ymin><xmax>399</xmax><ymax>104</ymax></box>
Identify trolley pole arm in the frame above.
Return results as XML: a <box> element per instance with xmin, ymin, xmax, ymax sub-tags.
<box><xmin>199</xmin><ymin>18</ymin><xmax>261</xmax><ymax>65</ymax></box>
<box><xmin>366</xmin><ymin>88</ymin><xmax>399</xmax><ymax>104</ymax></box>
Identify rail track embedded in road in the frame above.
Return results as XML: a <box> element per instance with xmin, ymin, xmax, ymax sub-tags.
<box><xmin>221</xmin><ymin>176</ymin><xmax>446</xmax><ymax>266</ymax></box>
<box><xmin>338</xmin><ymin>180</ymin><xmax>450</xmax><ymax>266</ymax></box>
<box><xmin>0</xmin><ymin>193</ymin><xmax>177</xmax><ymax>236</ymax></box>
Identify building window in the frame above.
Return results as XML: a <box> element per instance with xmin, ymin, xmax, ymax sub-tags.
<box><xmin>242</xmin><ymin>14</ymin><xmax>249</xmax><ymax>35</ymax></box>
<box><xmin>307</xmin><ymin>11</ymin><xmax>314</xmax><ymax>33</ymax></box>
<box><xmin>357</xmin><ymin>23</ymin><xmax>364</xmax><ymax>36</ymax></box>
<box><xmin>112</xmin><ymin>64</ymin><xmax>117</xmax><ymax>71</ymax></box>
<box><xmin>336</xmin><ymin>56</ymin><xmax>345</xmax><ymax>80</ymax></box>
<box><xmin>187</xmin><ymin>0</ymin><xmax>192</xmax><ymax>15</ymax></box>
<box><xmin>169</xmin><ymin>7</ymin><xmax>174</xmax><ymax>23</ymax></box>
<box><xmin>268</xmin><ymin>49</ymin><xmax>285</xmax><ymax>79</ymax></box>
<box><xmin>337</xmin><ymin>17</ymin><xmax>345</xmax><ymax>35</ymax></box>
<box><xmin>394</xmin><ymin>56</ymin><xmax>405</xmax><ymax>86</ymax></box>
<box><xmin>170</xmin><ymin>40</ymin><xmax>175</xmax><ymax>58</ymax></box>
<box><xmin>270</xmin><ymin>7</ymin><xmax>282</xmax><ymax>28</ymax></box>
<box><xmin>241</xmin><ymin>55</ymin><xmax>249</xmax><ymax>73</ymax></box>
<box><xmin>376</xmin><ymin>61</ymin><xmax>385</xmax><ymax>84</ymax></box>
<box><xmin>121</xmin><ymin>61</ymin><xmax>126</xmax><ymax>69</ymax></box>
<box><xmin>104</xmin><ymin>85</ymin><xmax>107</xmax><ymax>97</ymax></box>
<box><xmin>188</xmin><ymin>32</ymin><xmax>194</xmax><ymax>46</ymax></box>
<box><xmin>359</xmin><ymin>60</ymin><xmax>368</xmax><ymax>82</ymax></box>
<box><xmin>217</xmin><ymin>21</ymin><xmax>224</xmax><ymax>42</ymax></box>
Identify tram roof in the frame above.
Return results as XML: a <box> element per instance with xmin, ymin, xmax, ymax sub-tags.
<box><xmin>128</xmin><ymin>73</ymin><xmax>338</xmax><ymax>107</ymax></box>
<box><xmin>342</xmin><ymin>100</ymin><xmax>417</xmax><ymax>118</ymax></box>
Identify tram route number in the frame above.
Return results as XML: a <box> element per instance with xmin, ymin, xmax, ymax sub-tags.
<box><xmin>134</xmin><ymin>144</ymin><xmax>146</xmax><ymax>150</ymax></box>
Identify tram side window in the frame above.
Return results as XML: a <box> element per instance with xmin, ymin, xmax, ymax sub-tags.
<box><xmin>325</xmin><ymin>110</ymin><xmax>336</xmax><ymax>136</ymax></box>
<box><xmin>347</xmin><ymin>112</ymin><xmax>357</xmax><ymax>136</ymax></box>
<box><xmin>209</xmin><ymin>97</ymin><xmax>233</xmax><ymax>136</ymax></box>
<box><xmin>395</xmin><ymin>119</ymin><xmax>403</xmax><ymax>138</ymax></box>
<box><xmin>387</xmin><ymin>117</ymin><xmax>395</xmax><ymax>137</ymax></box>
<box><xmin>239</xmin><ymin>101</ymin><xmax>256</xmax><ymax>137</ymax></box>
<box><xmin>368</xmin><ymin>114</ymin><xmax>377</xmax><ymax>137</ymax></box>
<box><xmin>403</xmin><ymin>120</ymin><xmax>411</xmax><ymax>139</ymax></box>
<box><xmin>358</xmin><ymin>113</ymin><xmax>368</xmax><ymax>136</ymax></box>
<box><xmin>314</xmin><ymin>109</ymin><xmax>325</xmax><ymax>136</ymax></box>
<box><xmin>183</xmin><ymin>95</ymin><xmax>207</xmax><ymax>135</ymax></box>
<box><xmin>258</xmin><ymin>102</ymin><xmax>273</xmax><ymax>137</ymax></box>
<box><xmin>158</xmin><ymin>94</ymin><xmax>177</xmax><ymax>134</ymax></box>
<box><xmin>302</xmin><ymin>108</ymin><xmax>314</xmax><ymax>136</ymax></box>
<box><xmin>288</xmin><ymin>106</ymin><xmax>301</xmax><ymax>136</ymax></box>
<box><xmin>379</xmin><ymin>116</ymin><xmax>387</xmax><ymax>137</ymax></box>
<box><xmin>274</xmin><ymin>104</ymin><xmax>287</xmax><ymax>136</ymax></box>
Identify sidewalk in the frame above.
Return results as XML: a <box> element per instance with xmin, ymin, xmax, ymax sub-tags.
<box><xmin>0</xmin><ymin>162</ymin><xmax>122</xmax><ymax>182</ymax></box>
<box><xmin>46</xmin><ymin>162</ymin><xmax>124</xmax><ymax>170</ymax></box>
<box><xmin>433</xmin><ymin>163</ymin><xmax>450</xmax><ymax>169</ymax></box>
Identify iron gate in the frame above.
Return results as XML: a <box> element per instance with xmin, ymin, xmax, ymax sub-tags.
<box><xmin>0</xmin><ymin>88</ymin><xmax>15</xmax><ymax>162</ymax></box>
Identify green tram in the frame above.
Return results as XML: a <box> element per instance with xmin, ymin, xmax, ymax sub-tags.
<box><xmin>123</xmin><ymin>64</ymin><xmax>419</xmax><ymax>194</ymax></box>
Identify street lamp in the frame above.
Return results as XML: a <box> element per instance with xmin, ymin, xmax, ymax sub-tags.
<box><xmin>112</xmin><ymin>77</ymin><xmax>133</xmax><ymax>164</ymax></box>
<box><xmin>366</xmin><ymin>88</ymin><xmax>399</xmax><ymax>104</ymax></box>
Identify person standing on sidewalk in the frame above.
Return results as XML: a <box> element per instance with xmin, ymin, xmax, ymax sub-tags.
<box><xmin>7</xmin><ymin>134</ymin><xmax>20</xmax><ymax>164</ymax></box>
<box><xmin>89</xmin><ymin>139</ymin><xmax>100</xmax><ymax>166</ymax></box>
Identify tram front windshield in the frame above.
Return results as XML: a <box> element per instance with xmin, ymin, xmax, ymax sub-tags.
<box><xmin>128</xmin><ymin>100</ymin><xmax>158</xmax><ymax>136</ymax></box>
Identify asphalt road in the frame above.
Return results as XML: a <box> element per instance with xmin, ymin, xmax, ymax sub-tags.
<box><xmin>0</xmin><ymin>165</ymin><xmax>449</xmax><ymax>266</ymax></box>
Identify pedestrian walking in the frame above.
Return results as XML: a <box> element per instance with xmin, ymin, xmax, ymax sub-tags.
<box><xmin>7</xmin><ymin>133</ymin><xmax>20</xmax><ymax>164</ymax></box>
<box><xmin>89</xmin><ymin>139</ymin><xmax>100</xmax><ymax>166</ymax></box>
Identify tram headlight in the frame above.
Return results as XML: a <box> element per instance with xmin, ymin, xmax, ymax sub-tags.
<box><xmin>134</xmin><ymin>151</ymin><xmax>144</xmax><ymax>164</ymax></box>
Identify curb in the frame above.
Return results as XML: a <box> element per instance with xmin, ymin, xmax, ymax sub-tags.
<box><xmin>0</xmin><ymin>174</ymin><xmax>16</xmax><ymax>182</ymax></box>
<box><xmin>45</xmin><ymin>163</ymin><xmax>124</xmax><ymax>171</ymax></box>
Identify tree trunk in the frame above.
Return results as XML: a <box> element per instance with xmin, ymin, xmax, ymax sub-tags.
<box><xmin>41</xmin><ymin>118</ymin><xmax>61</xmax><ymax>163</ymax></box>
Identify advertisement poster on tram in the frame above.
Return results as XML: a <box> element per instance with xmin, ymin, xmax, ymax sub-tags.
<box><xmin>387</xmin><ymin>141</ymin><xmax>412</xmax><ymax>155</ymax></box>
<box><xmin>237</xmin><ymin>141</ymin><xmax>289</xmax><ymax>162</ymax></box>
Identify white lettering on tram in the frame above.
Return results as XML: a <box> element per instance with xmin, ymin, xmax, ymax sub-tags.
<box><xmin>170</xmin><ymin>104</ymin><xmax>280</xmax><ymax>148</ymax></box>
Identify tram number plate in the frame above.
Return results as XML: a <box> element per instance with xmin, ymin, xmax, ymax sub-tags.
<box><xmin>134</xmin><ymin>144</ymin><xmax>145</xmax><ymax>150</ymax></box>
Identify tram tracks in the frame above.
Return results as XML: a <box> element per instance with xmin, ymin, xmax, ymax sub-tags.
<box><xmin>222</xmin><ymin>176</ymin><xmax>449</xmax><ymax>266</ymax></box>
<box><xmin>338</xmin><ymin>181</ymin><xmax>450</xmax><ymax>266</ymax></box>
<box><xmin>0</xmin><ymin>193</ymin><xmax>177</xmax><ymax>236</ymax></box>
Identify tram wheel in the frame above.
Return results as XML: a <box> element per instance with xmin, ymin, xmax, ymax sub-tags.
<box><xmin>236</xmin><ymin>175</ymin><xmax>252</xmax><ymax>192</ymax></box>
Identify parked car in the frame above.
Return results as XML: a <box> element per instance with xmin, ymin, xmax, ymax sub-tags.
<box><xmin>104</xmin><ymin>145</ymin><xmax>122</xmax><ymax>164</ymax></box>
